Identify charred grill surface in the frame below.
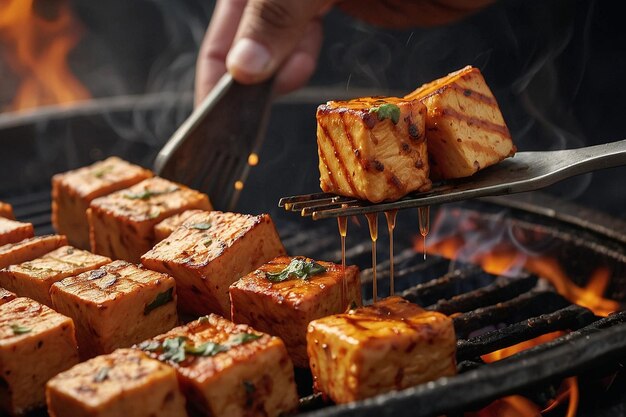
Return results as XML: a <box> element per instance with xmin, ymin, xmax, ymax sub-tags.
<box><xmin>3</xmin><ymin>191</ymin><xmax>626</xmax><ymax>417</ymax></box>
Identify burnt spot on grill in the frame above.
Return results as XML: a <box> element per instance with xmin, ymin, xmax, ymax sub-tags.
<box><xmin>463</xmin><ymin>89</ymin><xmax>472</xmax><ymax>97</ymax></box>
<box><xmin>401</xmin><ymin>143</ymin><xmax>410</xmax><ymax>154</ymax></box>
<box><xmin>373</xmin><ymin>160</ymin><xmax>385</xmax><ymax>172</ymax></box>
<box><xmin>473</xmin><ymin>160</ymin><xmax>480</xmax><ymax>170</ymax></box>
<box><xmin>457</xmin><ymin>138</ymin><xmax>463</xmax><ymax>143</ymax></box>
<box><xmin>415</xmin><ymin>159</ymin><xmax>424</xmax><ymax>169</ymax></box>
<box><xmin>408</xmin><ymin>123</ymin><xmax>420</xmax><ymax>140</ymax></box>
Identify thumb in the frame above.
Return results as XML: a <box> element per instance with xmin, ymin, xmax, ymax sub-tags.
<box><xmin>226</xmin><ymin>0</ymin><xmax>332</xmax><ymax>84</ymax></box>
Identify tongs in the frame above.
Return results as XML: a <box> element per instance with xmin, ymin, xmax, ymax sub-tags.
<box><xmin>154</xmin><ymin>73</ymin><xmax>274</xmax><ymax>211</ymax></box>
<box><xmin>280</xmin><ymin>139</ymin><xmax>626</xmax><ymax>220</ymax></box>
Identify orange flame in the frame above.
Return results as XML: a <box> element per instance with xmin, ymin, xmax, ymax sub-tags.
<box><xmin>0</xmin><ymin>0</ymin><xmax>90</xmax><ymax>111</ymax></box>
<box><xmin>468</xmin><ymin>332</ymin><xmax>578</xmax><ymax>417</ymax></box>
<box><xmin>415</xmin><ymin>239</ymin><xmax>620</xmax><ymax>317</ymax></box>
<box><xmin>481</xmin><ymin>331</ymin><xmax>565</xmax><ymax>363</ymax></box>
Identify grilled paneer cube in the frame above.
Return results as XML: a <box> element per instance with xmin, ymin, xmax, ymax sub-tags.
<box><xmin>142</xmin><ymin>211</ymin><xmax>286</xmax><ymax>317</ymax></box>
<box><xmin>230</xmin><ymin>256</ymin><xmax>361</xmax><ymax>368</ymax></box>
<box><xmin>0</xmin><ymin>246</ymin><xmax>110</xmax><ymax>307</ymax></box>
<box><xmin>46</xmin><ymin>349</ymin><xmax>188</xmax><ymax>417</ymax></box>
<box><xmin>307</xmin><ymin>296</ymin><xmax>456</xmax><ymax>404</ymax></box>
<box><xmin>50</xmin><ymin>260</ymin><xmax>178</xmax><ymax>359</ymax></box>
<box><xmin>52</xmin><ymin>157</ymin><xmax>153</xmax><ymax>249</ymax></box>
<box><xmin>317</xmin><ymin>97</ymin><xmax>430</xmax><ymax>202</ymax></box>
<box><xmin>405</xmin><ymin>66</ymin><xmax>516</xmax><ymax>179</ymax></box>
<box><xmin>0</xmin><ymin>287</ymin><xmax>15</xmax><ymax>305</ymax></box>
<box><xmin>0</xmin><ymin>297</ymin><xmax>79</xmax><ymax>416</ymax></box>
<box><xmin>138</xmin><ymin>314</ymin><xmax>298</xmax><ymax>417</ymax></box>
<box><xmin>0</xmin><ymin>234</ymin><xmax>68</xmax><ymax>270</ymax></box>
<box><xmin>154</xmin><ymin>209</ymin><xmax>205</xmax><ymax>242</ymax></box>
<box><xmin>0</xmin><ymin>201</ymin><xmax>14</xmax><ymax>220</ymax></box>
<box><xmin>0</xmin><ymin>217</ymin><xmax>34</xmax><ymax>246</ymax></box>
<box><xmin>88</xmin><ymin>176</ymin><xmax>212</xmax><ymax>263</ymax></box>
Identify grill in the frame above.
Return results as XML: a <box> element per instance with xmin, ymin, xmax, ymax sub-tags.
<box><xmin>1</xmin><ymin>91</ymin><xmax>626</xmax><ymax>417</ymax></box>
<box><xmin>4</xmin><ymin>183</ymin><xmax>626</xmax><ymax>416</ymax></box>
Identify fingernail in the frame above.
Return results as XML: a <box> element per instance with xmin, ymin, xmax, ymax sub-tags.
<box><xmin>227</xmin><ymin>38</ymin><xmax>272</xmax><ymax>78</ymax></box>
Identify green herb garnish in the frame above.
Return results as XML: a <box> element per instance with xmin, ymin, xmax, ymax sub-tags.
<box><xmin>10</xmin><ymin>324</ymin><xmax>31</xmax><ymax>335</ymax></box>
<box><xmin>189</xmin><ymin>222</ymin><xmax>211</xmax><ymax>230</ymax></box>
<box><xmin>160</xmin><ymin>337</ymin><xmax>188</xmax><ymax>363</ymax></box>
<box><xmin>93</xmin><ymin>367</ymin><xmax>110</xmax><ymax>383</ymax></box>
<box><xmin>138</xmin><ymin>340</ymin><xmax>161</xmax><ymax>351</ymax></box>
<box><xmin>369</xmin><ymin>103</ymin><xmax>400</xmax><ymax>124</ymax></box>
<box><xmin>228</xmin><ymin>333</ymin><xmax>262</xmax><ymax>345</ymax></box>
<box><xmin>144</xmin><ymin>288</ymin><xmax>174</xmax><ymax>315</ymax></box>
<box><xmin>265</xmin><ymin>258</ymin><xmax>327</xmax><ymax>283</ymax></box>
<box><xmin>89</xmin><ymin>269</ymin><xmax>107</xmax><ymax>280</ymax></box>
<box><xmin>202</xmin><ymin>239</ymin><xmax>213</xmax><ymax>247</ymax></box>
<box><xmin>123</xmin><ymin>187</ymin><xmax>179</xmax><ymax>200</ymax></box>
<box><xmin>93</xmin><ymin>165</ymin><xmax>114</xmax><ymax>179</ymax></box>
<box><xmin>139</xmin><ymin>331</ymin><xmax>261</xmax><ymax>363</ymax></box>
<box><xmin>100</xmin><ymin>275</ymin><xmax>117</xmax><ymax>289</ymax></box>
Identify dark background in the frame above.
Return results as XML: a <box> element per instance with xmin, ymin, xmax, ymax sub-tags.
<box><xmin>0</xmin><ymin>0</ymin><xmax>623</xmax><ymax>219</ymax></box>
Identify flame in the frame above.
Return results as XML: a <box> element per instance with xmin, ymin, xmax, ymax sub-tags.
<box><xmin>469</xmin><ymin>332</ymin><xmax>578</xmax><ymax>417</ymax></box>
<box><xmin>481</xmin><ymin>331</ymin><xmax>565</xmax><ymax>363</ymax></box>
<box><xmin>415</xmin><ymin>239</ymin><xmax>620</xmax><ymax>317</ymax></box>
<box><xmin>0</xmin><ymin>0</ymin><xmax>90</xmax><ymax>111</ymax></box>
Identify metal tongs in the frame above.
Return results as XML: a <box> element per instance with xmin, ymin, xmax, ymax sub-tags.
<box><xmin>154</xmin><ymin>73</ymin><xmax>274</xmax><ymax>211</ymax></box>
<box><xmin>280</xmin><ymin>139</ymin><xmax>626</xmax><ymax>220</ymax></box>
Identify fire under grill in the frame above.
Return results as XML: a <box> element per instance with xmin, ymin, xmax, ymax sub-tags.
<box><xmin>4</xmin><ymin>188</ymin><xmax>626</xmax><ymax>417</ymax></box>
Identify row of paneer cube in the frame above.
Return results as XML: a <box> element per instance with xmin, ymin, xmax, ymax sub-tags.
<box><xmin>0</xmin><ymin>157</ymin><xmax>457</xmax><ymax>417</ymax></box>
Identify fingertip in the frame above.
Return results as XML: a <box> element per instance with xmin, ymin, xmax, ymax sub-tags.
<box><xmin>226</xmin><ymin>38</ymin><xmax>276</xmax><ymax>84</ymax></box>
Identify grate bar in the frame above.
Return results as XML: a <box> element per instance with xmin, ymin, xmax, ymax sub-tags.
<box><xmin>456</xmin><ymin>304</ymin><xmax>596</xmax><ymax>361</ymax></box>
<box><xmin>452</xmin><ymin>291</ymin><xmax>570</xmax><ymax>338</ymax></box>
<box><xmin>428</xmin><ymin>274</ymin><xmax>538</xmax><ymax>315</ymax></box>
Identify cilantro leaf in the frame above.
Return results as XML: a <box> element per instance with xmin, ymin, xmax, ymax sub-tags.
<box><xmin>144</xmin><ymin>288</ymin><xmax>174</xmax><ymax>315</ymax></box>
<box><xmin>124</xmin><ymin>187</ymin><xmax>179</xmax><ymax>200</ymax></box>
<box><xmin>265</xmin><ymin>258</ymin><xmax>327</xmax><ymax>283</ymax></box>
<box><xmin>369</xmin><ymin>103</ymin><xmax>400</xmax><ymax>124</ymax></box>
<box><xmin>189</xmin><ymin>222</ymin><xmax>212</xmax><ymax>230</ymax></box>
<box><xmin>10</xmin><ymin>324</ymin><xmax>31</xmax><ymax>335</ymax></box>
<box><xmin>93</xmin><ymin>367</ymin><xmax>110</xmax><ymax>383</ymax></box>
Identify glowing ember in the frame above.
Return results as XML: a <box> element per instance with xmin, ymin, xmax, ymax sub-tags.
<box><xmin>0</xmin><ymin>0</ymin><xmax>90</xmax><ymax>111</ymax></box>
<box><xmin>414</xmin><ymin>234</ymin><xmax>620</xmax><ymax>317</ymax></box>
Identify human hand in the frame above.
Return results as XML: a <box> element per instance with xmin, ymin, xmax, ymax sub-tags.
<box><xmin>194</xmin><ymin>0</ymin><xmax>496</xmax><ymax>106</ymax></box>
<box><xmin>195</xmin><ymin>0</ymin><xmax>332</xmax><ymax>106</ymax></box>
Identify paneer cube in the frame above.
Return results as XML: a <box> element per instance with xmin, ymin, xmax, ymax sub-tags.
<box><xmin>405</xmin><ymin>66</ymin><xmax>516</xmax><ymax>179</ymax></box>
<box><xmin>88</xmin><ymin>177</ymin><xmax>212</xmax><ymax>263</ymax></box>
<box><xmin>0</xmin><ymin>217</ymin><xmax>34</xmax><ymax>246</ymax></box>
<box><xmin>0</xmin><ymin>287</ymin><xmax>15</xmax><ymax>305</ymax></box>
<box><xmin>0</xmin><ymin>246</ymin><xmax>111</xmax><ymax>307</ymax></box>
<box><xmin>154</xmin><ymin>209</ymin><xmax>205</xmax><ymax>242</ymax></box>
<box><xmin>142</xmin><ymin>211</ymin><xmax>285</xmax><ymax>317</ymax></box>
<box><xmin>0</xmin><ymin>297</ymin><xmax>79</xmax><ymax>416</ymax></box>
<box><xmin>46</xmin><ymin>349</ymin><xmax>187</xmax><ymax>417</ymax></box>
<box><xmin>138</xmin><ymin>314</ymin><xmax>298</xmax><ymax>417</ymax></box>
<box><xmin>230</xmin><ymin>256</ymin><xmax>361</xmax><ymax>367</ymax></box>
<box><xmin>0</xmin><ymin>201</ymin><xmax>14</xmax><ymax>220</ymax></box>
<box><xmin>51</xmin><ymin>156</ymin><xmax>153</xmax><ymax>249</ymax></box>
<box><xmin>307</xmin><ymin>296</ymin><xmax>457</xmax><ymax>404</ymax></box>
<box><xmin>317</xmin><ymin>97</ymin><xmax>430</xmax><ymax>202</ymax></box>
<box><xmin>0</xmin><ymin>234</ymin><xmax>68</xmax><ymax>269</ymax></box>
<box><xmin>50</xmin><ymin>260</ymin><xmax>178</xmax><ymax>359</ymax></box>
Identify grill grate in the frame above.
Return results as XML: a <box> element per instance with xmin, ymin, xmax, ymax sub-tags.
<box><xmin>5</xmin><ymin>192</ymin><xmax>626</xmax><ymax>417</ymax></box>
